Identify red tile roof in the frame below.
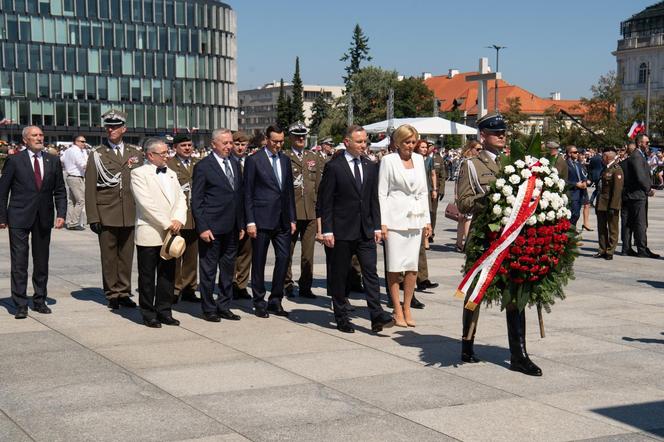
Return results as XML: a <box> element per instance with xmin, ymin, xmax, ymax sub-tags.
<box><xmin>424</xmin><ymin>72</ymin><xmax>585</xmax><ymax>117</ymax></box>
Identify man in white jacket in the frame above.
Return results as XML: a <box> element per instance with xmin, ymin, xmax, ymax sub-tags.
<box><xmin>131</xmin><ymin>138</ymin><xmax>187</xmax><ymax>328</ymax></box>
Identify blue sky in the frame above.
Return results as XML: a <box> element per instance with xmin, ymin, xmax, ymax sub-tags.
<box><xmin>233</xmin><ymin>0</ymin><xmax>653</xmax><ymax>99</ymax></box>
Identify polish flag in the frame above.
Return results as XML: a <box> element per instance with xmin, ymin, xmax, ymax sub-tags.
<box><xmin>627</xmin><ymin>121</ymin><xmax>646</xmax><ymax>139</ymax></box>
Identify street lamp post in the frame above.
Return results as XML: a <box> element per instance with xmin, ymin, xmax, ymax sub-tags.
<box><xmin>486</xmin><ymin>45</ymin><xmax>506</xmax><ymax>112</ymax></box>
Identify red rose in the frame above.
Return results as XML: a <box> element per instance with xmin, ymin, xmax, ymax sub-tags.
<box><xmin>498</xmin><ymin>266</ymin><xmax>508</xmax><ymax>275</ymax></box>
<box><xmin>526</xmin><ymin>228</ymin><xmax>537</xmax><ymax>237</ymax></box>
<box><xmin>513</xmin><ymin>277</ymin><xmax>524</xmax><ymax>284</ymax></box>
<box><xmin>525</xmin><ymin>247</ymin><xmax>536</xmax><ymax>255</ymax></box>
<box><xmin>528</xmin><ymin>275</ymin><xmax>540</xmax><ymax>282</ymax></box>
<box><xmin>510</xmin><ymin>246</ymin><xmax>522</xmax><ymax>255</ymax></box>
<box><xmin>539</xmin><ymin>256</ymin><xmax>549</xmax><ymax>263</ymax></box>
<box><xmin>542</xmin><ymin>244</ymin><xmax>551</xmax><ymax>252</ymax></box>
<box><xmin>510</xmin><ymin>261</ymin><xmax>520</xmax><ymax>269</ymax></box>
<box><xmin>534</xmin><ymin>247</ymin><xmax>542</xmax><ymax>255</ymax></box>
<box><xmin>515</xmin><ymin>236</ymin><xmax>526</xmax><ymax>247</ymax></box>
<box><xmin>488</xmin><ymin>231</ymin><xmax>498</xmax><ymax>240</ymax></box>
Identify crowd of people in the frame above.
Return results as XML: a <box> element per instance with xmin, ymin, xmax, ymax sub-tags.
<box><xmin>0</xmin><ymin>110</ymin><xmax>660</xmax><ymax>376</ymax></box>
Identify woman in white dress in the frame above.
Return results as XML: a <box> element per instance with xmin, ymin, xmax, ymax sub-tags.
<box><xmin>378</xmin><ymin>125</ymin><xmax>432</xmax><ymax>327</ymax></box>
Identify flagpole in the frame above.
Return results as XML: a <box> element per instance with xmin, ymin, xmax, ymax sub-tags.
<box><xmin>646</xmin><ymin>62</ymin><xmax>651</xmax><ymax>135</ymax></box>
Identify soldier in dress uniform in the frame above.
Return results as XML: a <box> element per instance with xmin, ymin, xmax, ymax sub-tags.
<box><xmin>284</xmin><ymin>122</ymin><xmax>322</xmax><ymax>298</ymax></box>
<box><xmin>232</xmin><ymin>131</ymin><xmax>252</xmax><ymax>300</ymax></box>
<box><xmin>546</xmin><ymin>141</ymin><xmax>568</xmax><ymax>181</ymax></box>
<box><xmin>85</xmin><ymin>110</ymin><xmax>144</xmax><ymax>310</ymax></box>
<box><xmin>166</xmin><ymin>134</ymin><xmax>200</xmax><ymax>302</ymax></box>
<box><xmin>430</xmin><ymin>143</ymin><xmax>448</xmax><ymax>242</ymax></box>
<box><xmin>456</xmin><ymin>112</ymin><xmax>542</xmax><ymax>376</ymax></box>
<box><xmin>319</xmin><ymin>137</ymin><xmax>335</xmax><ymax>160</ymax></box>
<box><xmin>593</xmin><ymin>148</ymin><xmax>623</xmax><ymax>260</ymax></box>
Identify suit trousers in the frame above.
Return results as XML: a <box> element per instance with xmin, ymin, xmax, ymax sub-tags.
<box><xmin>570</xmin><ymin>197</ymin><xmax>582</xmax><ymax>227</ymax></box>
<box><xmin>285</xmin><ymin>218</ymin><xmax>317</xmax><ymax>294</ymax></box>
<box><xmin>330</xmin><ymin>238</ymin><xmax>384</xmax><ymax>323</ymax></box>
<box><xmin>324</xmin><ymin>245</ymin><xmax>359</xmax><ymax>297</ymax></box>
<box><xmin>65</xmin><ymin>175</ymin><xmax>85</xmax><ymax>227</ymax></box>
<box><xmin>9</xmin><ymin>222</ymin><xmax>52</xmax><ymax>308</ymax></box>
<box><xmin>597</xmin><ymin>210</ymin><xmax>620</xmax><ymax>256</ymax></box>
<box><xmin>137</xmin><ymin>245</ymin><xmax>175</xmax><ymax>321</ymax></box>
<box><xmin>251</xmin><ymin>227</ymin><xmax>291</xmax><ymax>308</ymax></box>
<box><xmin>233</xmin><ymin>233</ymin><xmax>252</xmax><ymax>289</ymax></box>
<box><xmin>198</xmin><ymin>231</ymin><xmax>238</xmax><ymax>314</ymax></box>
<box><xmin>99</xmin><ymin>226</ymin><xmax>135</xmax><ymax>299</ymax></box>
<box><xmin>625</xmin><ymin>199</ymin><xmax>648</xmax><ymax>254</ymax></box>
<box><xmin>620</xmin><ymin>204</ymin><xmax>631</xmax><ymax>252</ymax></box>
<box><xmin>174</xmin><ymin>228</ymin><xmax>198</xmax><ymax>294</ymax></box>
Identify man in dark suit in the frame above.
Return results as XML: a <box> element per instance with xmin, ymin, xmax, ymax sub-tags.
<box><xmin>588</xmin><ymin>149</ymin><xmax>604</xmax><ymax>207</ymax></box>
<box><xmin>191</xmin><ymin>128</ymin><xmax>244</xmax><ymax>322</ymax></box>
<box><xmin>244</xmin><ymin>125</ymin><xmax>296</xmax><ymax>318</ymax></box>
<box><xmin>622</xmin><ymin>134</ymin><xmax>659</xmax><ymax>258</ymax></box>
<box><xmin>0</xmin><ymin>126</ymin><xmax>67</xmax><ymax>319</ymax></box>
<box><xmin>319</xmin><ymin>125</ymin><xmax>394</xmax><ymax>334</ymax></box>
<box><xmin>565</xmin><ymin>145</ymin><xmax>590</xmax><ymax>228</ymax></box>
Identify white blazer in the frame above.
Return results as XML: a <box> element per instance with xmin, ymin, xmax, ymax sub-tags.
<box><xmin>378</xmin><ymin>152</ymin><xmax>431</xmax><ymax>230</ymax></box>
<box><xmin>131</xmin><ymin>163</ymin><xmax>187</xmax><ymax>247</ymax></box>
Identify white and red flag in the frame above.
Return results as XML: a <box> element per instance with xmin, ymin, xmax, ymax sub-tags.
<box><xmin>627</xmin><ymin>121</ymin><xmax>646</xmax><ymax>139</ymax></box>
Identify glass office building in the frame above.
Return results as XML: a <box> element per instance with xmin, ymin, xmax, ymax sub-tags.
<box><xmin>0</xmin><ymin>0</ymin><xmax>237</xmax><ymax>145</ymax></box>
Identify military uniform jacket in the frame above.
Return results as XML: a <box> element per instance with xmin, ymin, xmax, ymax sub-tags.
<box><xmin>432</xmin><ymin>153</ymin><xmax>448</xmax><ymax>193</ymax></box>
<box><xmin>85</xmin><ymin>141</ymin><xmax>144</xmax><ymax>227</ymax></box>
<box><xmin>284</xmin><ymin>149</ymin><xmax>322</xmax><ymax>220</ymax></box>
<box><xmin>456</xmin><ymin>150</ymin><xmax>500</xmax><ymax>215</ymax></box>
<box><xmin>553</xmin><ymin>155</ymin><xmax>569</xmax><ymax>181</ymax></box>
<box><xmin>167</xmin><ymin>156</ymin><xmax>199</xmax><ymax>230</ymax></box>
<box><xmin>596</xmin><ymin>162</ymin><xmax>624</xmax><ymax>212</ymax></box>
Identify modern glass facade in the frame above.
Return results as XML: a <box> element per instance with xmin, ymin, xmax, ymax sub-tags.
<box><xmin>0</xmin><ymin>0</ymin><xmax>237</xmax><ymax>145</ymax></box>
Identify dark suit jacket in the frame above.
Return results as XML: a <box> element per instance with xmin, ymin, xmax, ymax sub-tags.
<box><xmin>243</xmin><ymin>149</ymin><xmax>296</xmax><ymax>230</ymax></box>
<box><xmin>588</xmin><ymin>154</ymin><xmax>603</xmax><ymax>182</ymax></box>
<box><xmin>566</xmin><ymin>159</ymin><xmax>588</xmax><ymax>202</ymax></box>
<box><xmin>622</xmin><ymin>149</ymin><xmax>651</xmax><ymax>201</ymax></box>
<box><xmin>319</xmin><ymin>154</ymin><xmax>381</xmax><ymax>241</ymax></box>
<box><xmin>191</xmin><ymin>153</ymin><xmax>244</xmax><ymax>235</ymax></box>
<box><xmin>0</xmin><ymin>149</ymin><xmax>66</xmax><ymax>229</ymax></box>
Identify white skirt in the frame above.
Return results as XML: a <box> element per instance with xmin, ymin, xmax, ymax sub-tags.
<box><xmin>385</xmin><ymin>229</ymin><xmax>422</xmax><ymax>272</ymax></box>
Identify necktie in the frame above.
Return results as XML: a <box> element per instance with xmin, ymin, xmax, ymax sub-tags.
<box><xmin>224</xmin><ymin>159</ymin><xmax>234</xmax><ymax>190</ymax></box>
<box><xmin>156</xmin><ymin>166</ymin><xmax>167</xmax><ymax>174</ymax></box>
<box><xmin>183</xmin><ymin>159</ymin><xmax>189</xmax><ymax>169</ymax></box>
<box><xmin>575</xmin><ymin>162</ymin><xmax>581</xmax><ymax>181</ymax></box>
<box><xmin>271</xmin><ymin>154</ymin><xmax>281</xmax><ymax>188</ymax></box>
<box><xmin>33</xmin><ymin>154</ymin><xmax>42</xmax><ymax>191</ymax></box>
<box><xmin>353</xmin><ymin>158</ymin><xmax>362</xmax><ymax>188</ymax></box>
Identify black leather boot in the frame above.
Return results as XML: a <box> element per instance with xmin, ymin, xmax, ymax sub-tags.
<box><xmin>461</xmin><ymin>308</ymin><xmax>480</xmax><ymax>363</ymax></box>
<box><xmin>506</xmin><ymin>307</ymin><xmax>542</xmax><ymax>376</ymax></box>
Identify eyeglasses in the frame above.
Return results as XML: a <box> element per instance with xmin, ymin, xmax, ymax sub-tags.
<box><xmin>76</xmin><ymin>139</ymin><xmax>86</xmax><ymax>143</ymax></box>
<box><xmin>151</xmin><ymin>150</ymin><xmax>169</xmax><ymax>156</ymax></box>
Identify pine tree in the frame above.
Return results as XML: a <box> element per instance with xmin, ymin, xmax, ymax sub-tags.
<box><xmin>290</xmin><ymin>57</ymin><xmax>305</xmax><ymax>124</ymax></box>
<box><xmin>285</xmin><ymin>95</ymin><xmax>293</xmax><ymax>128</ymax></box>
<box><xmin>340</xmin><ymin>24</ymin><xmax>372</xmax><ymax>90</ymax></box>
<box><xmin>310</xmin><ymin>91</ymin><xmax>331</xmax><ymax>135</ymax></box>
<box><xmin>276</xmin><ymin>78</ymin><xmax>290</xmax><ymax>130</ymax></box>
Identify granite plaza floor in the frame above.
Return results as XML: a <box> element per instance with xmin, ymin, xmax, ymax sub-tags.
<box><xmin>1</xmin><ymin>183</ymin><xmax>664</xmax><ymax>441</ymax></box>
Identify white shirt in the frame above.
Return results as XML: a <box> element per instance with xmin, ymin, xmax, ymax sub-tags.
<box><xmin>213</xmin><ymin>151</ymin><xmax>234</xmax><ymax>182</ymax></box>
<box><xmin>61</xmin><ymin>146</ymin><xmax>88</xmax><ymax>176</ymax></box>
<box><xmin>264</xmin><ymin>148</ymin><xmax>282</xmax><ymax>184</ymax></box>
<box><xmin>344</xmin><ymin>150</ymin><xmax>363</xmax><ymax>183</ymax></box>
<box><xmin>155</xmin><ymin>164</ymin><xmax>174</xmax><ymax>202</ymax></box>
<box><xmin>29</xmin><ymin>150</ymin><xmax>44</xmax><ymax>179</ymax></box>
<box><xmin>108</xmin><ymin>140</ymin><xmax>124</xmax><ymax>157</ymax></box>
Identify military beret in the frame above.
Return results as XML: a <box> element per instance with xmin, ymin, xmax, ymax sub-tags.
<box><xmin>102</xmin><ymin>109</ymin><xmax>127</xmax><ymax>127</ymax></box>
<box><xmin>172</xmin><ymin>134</ymin><xmax>192</xmax><ymax>145</ymax></box>
<box><xmin>288</xmin><ymin>121</ymin><xmax>309</xmax><ymax>136</ymax></box>
<box><xmin>477</xmin><ymin>112</ymin><xmax>506</xmax><ymax>132</ymax></box>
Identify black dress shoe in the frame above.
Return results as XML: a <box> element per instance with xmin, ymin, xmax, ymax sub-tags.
<box><xmin>15</xmin><ymin>306</ymin><xmax>28</xmax><ymax>319</ymax></box>
<box><xmin>592</xmin><ymin>252</ymin><xmax>605</xmax><ymax>259</ymax></box>
<box><xmin>180</xmin><ymin>291</ymin><xmax>200</xmax><ymax>302</ymax></box>
<box><xmin>647</xmin><ymin>250</ymin><xmax>661</xmax><ymax>259</ymax></box>
<box><xmin>625</xmin><ymin>249</ymin><xmax>638</xmax><ymax>257</ymax></box>
<box><xmin>108</xmin><ymin>298</ymin><xmax>120</xmax><ymax>310</ymax></box>
<box><xmin>158</xmin><ymin>316</ymin><xmax>180</xmax><ymax>326</ymax></box>
<box><xmin>218</xmin><ymin>309</ymin><xmax>241</xmax><ymax>320</ymax></box>
<box><xmin>254</xmin><ymin>307</ymin><xmax>269</xmax><ymax>318</ymax></box>
<box><xmin>461</xmin><ymin>353</ymin><xmax>481</xmax><ymax>363</ymax></box>
<box><xmin>424</xmin><ymin>280</ymin><xmax>439</xmax><ymax>289</ymax></box>
<box><xmin>203</xmin><ymin>312</ymin><xmax>221</xmax><ymax>322</ymax></box>
<box><xmin>411</xmin><ymin>296</ymin><xmax>425</xmax><ymax>309</ymax></box>
<box><xmin>336</xmin><ymin>320</ymin><xmax>355</xmax><ymax>333</ymax></box>
<box><xmin>299</xmin><ymin>290</ymin><xmax>317</xmax><ymax>299</ymax></box>
<box><xmin>267</xmin><ymin>303</ymin><xmax>289</xmax><ymax>317</ymax></box>
<box><xmin>509</xmin><ymin>357</ymin><xmax>542</xmax><ymax>376</ymax></box>
<box><xmin>605</xmin><ymin>254</ymin><xmax>613</xmax><ymax>260</ymax></box>
<box><xmin>143</xmin><ymin>318</ymin><xmax>162</xmax><ymax>328</ymax></box>
<box><xmin>344</xmin><ymin>299</ymin><xmax>355</xmax><ymax>312</ymax></box>
<box><xmin>32</xmin><ymin>303</ymin><xmax>52</xmax><ymax>314</ymax></box>
<box><xmin>371</xmin><ymin>314</ymin><xmax>395</xmax><ymax>333</ymax></box>
<box><xmin>118</xmin><ymin>297</ymin><xmax>137</xmax><ymax>308</ymax></box>
<box><xmin>233</xmin><ymin>287</ymin><xmax>252</xmax><ymax>300</ymax></box>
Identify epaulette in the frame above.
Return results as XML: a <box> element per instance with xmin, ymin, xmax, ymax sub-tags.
<box><xmin>90</xmin><ymin>146</ymin><xmax>101</xmax><ymax>152</ymax></box>
<box><xmin>126</xmin><ymin>143</ymin><xmax>141</xmax><ymax>151</ymax></box>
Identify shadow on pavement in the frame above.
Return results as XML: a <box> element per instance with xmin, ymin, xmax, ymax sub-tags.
<box><xmin>622</xmin><ymin>336</ymin><xmax>664</xmax><ymax>345</ymax></box>
<box><xmin>591</xmin><ymin>401</ymin><xmax>664</xmax><ymax>438</ymax></box>
<box><xmin>637</xmin><ymin>279</ymin><xmax>664</xmax><ymax>289</ymax></box>
<box><xmin>0</xmin><ymin>296</ymin><xmax>58</xmax><ymax>314</ymax></box>
<box><xmin>70</xmin><ymin>288</ymin><xmax>143</xmax><ymax>325</ymax></box>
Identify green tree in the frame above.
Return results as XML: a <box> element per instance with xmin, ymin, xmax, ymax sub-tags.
<box><xmin>579</xmin><ymin>71</ymin><xmax>627</xmax><ymax>147</ymax></box>
<box><xmin>394</xmin><ymin>76</ymin><xmax>435</xmax><ymax>118</ymax></box>
<box><xmin>317</xmin><ymin>103</ymin><xmax>347</xmax><ymax>141</ymax></box>
<box><xmin>310</xmin><ymin>91</ymin><xmax>331</xmax><ymax>135</ymax></box>
<box><xmin>340</xmin><ymin>24</ymin><xmax>372</xmax><ymax>90</ymax></box>
<box><xmin>443</xmin><ymin>109</ymin><xmax>463</xmax><ymax>149</ymax></box>
<box><xmin>290</xmin><ymin>56</ymin><xmax>305</xmax><ymax>124</ymax></box>
<box><xmin>347</xmin><ymin>66</ymin><xmax>398</xmax><ymax>125</ymax></box>
<box><xmin>503</xmin><ymin>97</ymin><xmax>529</xmax><ymax>137</ymax></box>
<box><xmin>276</xmin><ymin>78</ymin><xmax>290</xmax><ymax>130</ymax></box>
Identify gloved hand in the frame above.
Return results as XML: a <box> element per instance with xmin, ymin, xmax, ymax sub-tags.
<box><xmin>90</xmin><ymin>223</ymin><xmax>102</xmax><ymax>235</ymax></box>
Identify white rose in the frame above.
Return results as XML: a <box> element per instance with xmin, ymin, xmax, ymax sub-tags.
<box><xmin>539</xmin><ymin>199</ymin><xmax>550</xmax><ymax>210</ymax></box>
<box><xmin>491</xmin><ymin>193</ymin><xmax>501</xmax><ymax>203</ymax></box>
<box><xmin>501</xmin><ymin>216</ymin><xmax>510</xmax><ymax>226</ymax></box>
<box><xmin>506</xmin><ymin>195</ymin><xmax>516</xmax><ymax>205</ymax></box>
<box><xmin>514</xmin><ymin>160</ymin><xmax>526</xmax><ymax>169</ymax></box>
<box><xmin>509</xmin><ymin>174</ymin><xmax>521</xmax><ymax>185</ymax></box>
<box><xmin>557</xmin><ymin>179</ymin><xmax>566</xmax><ymax>191</ymax></box>
<box><xmin>541</xmin><ymin>166</ymin><xmax>551</xmax><ymax>175</ymax></box>
<box><xmin>531</xmin><ymin>166</ymin><xmax>542</xmax><ymax>174</ymax></box>
<box><xmin>492</xmin><ymin>205</ymin><xmax>503</xmax><ymax>216</ymax></box>
<box><xmin>551</xmin><ymin>199</ymin><xmax>560</xmax><ymax>210</ymax></box>
<box><xmin>526</xmin><ymin>215</ymin><xmax>537</xmax><ymax>226</ymax></box>
<box><xmin>546</xmin><ymin>210</ymin><xmax>556</xmax><ymax>221</ymax></box>
<box><xmin>504</xmin><ymin>165</ymin><xmax>516</xmax><ymax>174</ymax></box>
<box><xmin>556</xmin><ymin>208</ymin><xmax>565</xmax><ymax>219</ymax></box>
<box><xmin>544</xmin><ymin>177</ymin><xmax>554</xmax><ymax>187</ymax></box>
<box><xmin>536</xmin><ymin>179</ymin><xmax>544</xmax><ymax>188</ymax></box>
<box><xmin>540</xmin><ymin>158</ymin><xmax>550</xmax><ymax>167</ymax></box>
<box><xmin>562</xmin><ymin>194</ymin><xmax>568</xmax><ymax>204</ymax></box>
<box><xmin>537</xmin><ymin>213</ymin><xmax>547</xmax><ymax>222</ymax></box>
<box><xmin>502</xmin><ymin>185</ymin><xmax>513</xmax><ymax>196</ymax></box>
<box><xmin>521</xmin><ymin>169</ymin><xmax>532</xmax><ymax>179</ymax></box>
<box><xmin>565</xmin><ymin>208</ymin><xmax>572</xmax><ymax>218</ymax></box>
<box><xmin>532</xmin><ymin>188</ymin><xmax>541</xmax><ymax>198</ymax></box>
<box><xmin>496</xmin><ymin>178</ymin><xmax>506</xmax><ymax>189</ymax></box>
<box><xmin>503</xmin><ymin>207</ymin><xmax>512</xmax><ymax>217</ymax></box>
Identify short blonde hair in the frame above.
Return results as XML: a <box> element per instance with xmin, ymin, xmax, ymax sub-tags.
<box><xmin>392</xmin><ymin>124</ymin><xmax>419</xmax><ymax>148</ymax></box>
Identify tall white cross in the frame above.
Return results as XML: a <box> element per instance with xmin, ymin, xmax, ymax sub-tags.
<box><xmin>466</xmin><ymin>57</ymin><xmax>501</xmax><ymax>120</ymax></box>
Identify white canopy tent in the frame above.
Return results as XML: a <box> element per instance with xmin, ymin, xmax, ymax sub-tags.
<box><xmin>368</xmin><ymin>137</ymin><xmax>390</xmax><ymax>150</ymax></box>
<box><xmin>363</xmin><ymin>117</ymin><xmax>477</xmax><ymax>136</ymax></box>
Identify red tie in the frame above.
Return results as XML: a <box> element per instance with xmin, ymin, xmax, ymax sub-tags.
<box><xmin>34</xmin><ymin>154</ymin><xmax>42</xmax><ymax>191</ymax></box>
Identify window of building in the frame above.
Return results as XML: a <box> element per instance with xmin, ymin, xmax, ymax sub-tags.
<box><xmin>84</xmin><ymin>75</ymin><xmax>93</xmax><ymax>99</ymax></box>
<box><xmin>66</xmin><ymin>47</ymin><xmax>76</xmax><ymax>71</ymax></box>
<box><xmin>75</xmin><ymin>75</ymin><xmax>85</xmax><ymax>99</ymax></box>
<box><xmin>131</xmin><ymin>78</ymin><xmax>140</xmax><ymax>102</ymax></box>
<box><xmin>168</xmin><ymin>27</ymin><xmax>177</xmax><ymax>51</ymax></box>
<box><xmin>165</xmin><ymin>0</ymin><xmax>174</xmax><ymax>25</ymax></box>
<box><xmin>114</xmin><ymin>24</ymin><xmax>124</xmax><ymax>47</ymax></box>
<box><xmin>29</xmin><ymin>45</ymin><xmax>41</xmax><ymax>70</ymax></box>
<box><xmin>152</xmin><ymin>79</ymin><xmax>161</xmax><ymax>101</ymax></box>
<box><xmin>136</xmin><ymin>24</ymin><xmax>145</xmax><ymax>49</ymax></box>
<box><xmin>31</xmin><ymin>101</ymin><xmax>43</xmax><ymax>126</ymax></box>
<box><xmin>61</xmin><ymin>74</ymin><xmax>73</xmax><ymax>98</ymax></box>
<box><xmin>79</xmin><ymin>102</ymin><xmax>89</xmax><ymax>126</ymax></box>
<box><xmin>77</xmin><ymin>48</ymin><xmax>87</xmax><ymax>71</ymax></box>
<box><xmin>108</xmin><ymin>77</ymin><xmax>118</xmax><ymax>100</ymax></box>
<box><xmin>134</xmin><ymin>52</ymin><xmax>143</xmax><ymax>75</ymax></box>
<box><xmin>80</xmin><ymin>22</ymin><xmax>90</xmax><ymax>46</ymax></box>
<box><xmin>99</xmin><ymin>0</ymin><xmax>109</xmax><ymax>19</ymax></box>
<box><xmin>121</xmin><ymin>0</ymin><xmax>130</xmax><ymax>20</ymax></box>
<box><xmin>75</xmin><ymin>0</ymin><xmax>85</xmax><ymax>17</ymax></box>
<box><xmin>87</xmin><ymin>0</ymin><xmax>97</xmax><ymax>18</ymax></box>
<box><xmin>132</xmin><ymin>0</ymin><xmax>142</xmax><ymax>21</ymax></box>
<box><xmin>163</xmin><ymin>78</ymin><xmax>171</xmax><ymax>103</ymax></box>
<box><xmin>111</xmin><ymin>50</ymin><xmax>121</xmax><ymax>75</ymax></box>
<box><xmin>88</xmin><ymin>49</ymin><xmax>99</xmax><ymax>73</ymax></box>
<box><xmin>122</xmin><ymin>51</ymin><xmax>132</xmax><ymax>75</ymax></box>
<box><xmin>0</xmin><ymin>72</ymin><xmax>12</xmax><ymax>97</ymax></box>
<box><xmin>175</xmin><ymin>55</ymin><xmax>185</xmax><ymax>78</ymax></box>
<box><xmin>98</xmin><ymin>76</ymin><xmax>107</xmax><ymax>100</ymax></box>
<box><xmin>154</xmin><ymin>0</ymin><xmax>164</xmax><ymax>23</ymax></box>
<box><xmin>135</xmin><ymin>104</ymin><xmax>144</xmax><ymax>127</ymax></box>
<box><xmin>145</xmin><ymin>52</ymin><xmax>154</xmax><ymax>77</ymax></box>
<box><xmin>92</xmin><ymin>22</ymin><xmax>102</xmax><ymax>46</ymax></box>
<box><xmin>39</xmin><ymin>73</ymin><xmax>49</xmax><ymax>98</ymax></box>
<box><xmin>142</xmin><ymin>78</ymin><xmax>151</xmax><ymax>101</ymax></box>
<box><xmin>144</xmin><ymin>0</ymin><xmax>153</xmax><ymax>22</ymax></box>
<box><xmin>103</xmin><ymin>22</ymin><xmax>112</xmax><ymax>46</ymax></box>
<box><xmin>156</xmin><ymin>105</ymin><xmax>165</xmax><ymax>127</ymax></box>
<box><xmin>30</xmin><ymin>17</ymin><xmax>43</xmax><ymax>42</ymax></box>
<box><xmin>54</xmin><ymin>47</ymin><xmax>65</xmax><ymax>71</ymax></box>
<box><xmin>56</xmin><ymin>102</ymin><xmax>66</xmax><ymax>125</ymax></box>
<box><xmin>63</xmin><ymin>0</ymin><xmax>75</xmax><ymax>15</ymax></box>
<box><xmin>126</xmin><ymin>24</ymin><xmax>135</xmax><ymax>49</ymax></box>
<box><xmin>26</xmin><ymin>73</ymin><xmax>37</xmax><ymax>98</ymax></box>
<box><xmin>18</xmin><ymin>16</ymin><xmax>30</xmax><ymax>41</ymax></box>
<box><xmin>16</xmin><ymin>43</ymin><xmax>27</xmax><ymax>70</ymax></box>
<box><xmin>51</xmin><ymin>73</ymin><xmax>61</xmax><ymax>98</ymax></box>
<box><xmin>100</xmin><ymin>49</ymin><xmax>110</xmax><ymax>74</ymax></box>
<box><xmin>120</xmin><ymin>77</ymin><xmax>130</xmax><ymax>101</ymax></box>
<box><xmin>175</xmin><ymin>1</ymin><xmax>184</xmax><ymax>25</ymax></box>
<box><xmin>179</xmin><ymin>28</ymin><xmax>188</xmax><ymax>52</ymax></box>
<box><xmin>639</xmin><ymin>62</ymin><xmax>648</xmax><ymax>84</ymax></box>
<box><xmin>56</xmin><ymin>19</ymin><xmax>67</xmax><ymax>44</ymax></box>
<box><xmin>110</xmin><ymin>0</ymin><xmax>120</xmax><ymax>19</ymax></box>
<box><xmin>67</xmin><ymin>102</ymin><xmax>77</xmax><ymax>125</ymax></box>
<box><xmin>67</xmin><ymin>20</ymin><xmax>77</xmax><ymax>44</ymax></box>
<box><xmin>91</xmin><ymin>103</ymin><xmax>100</xmax><ymax>126</ymax></box>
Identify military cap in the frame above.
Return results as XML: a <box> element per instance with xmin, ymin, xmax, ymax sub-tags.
<box><xmin>288</xmin><ymin>121</ymin><xmax>309</xmax><ymax>136</ymax></box>
<box><xmin>172</xmin><ymin>134</ymin><xmax>192</xmax><ymax>145</ymax></box>
<box><xmin>320</xmin><ymin>137</ymin><xmax>334</xmax><ymax>145</ymax></box>
<box><xmin>544</xmin><ymin>140</ymin><xmax>560</xmax><ymax>150</ymax></box>
<box><xmin>102</xmin><ymin>109</ymin><xmax>127</xmax><ymax>127</ymax></box>
<box><xmin>477</xmin><ymin>112</ymin><xmax>506</xmax><ymax>132</ymax></box>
